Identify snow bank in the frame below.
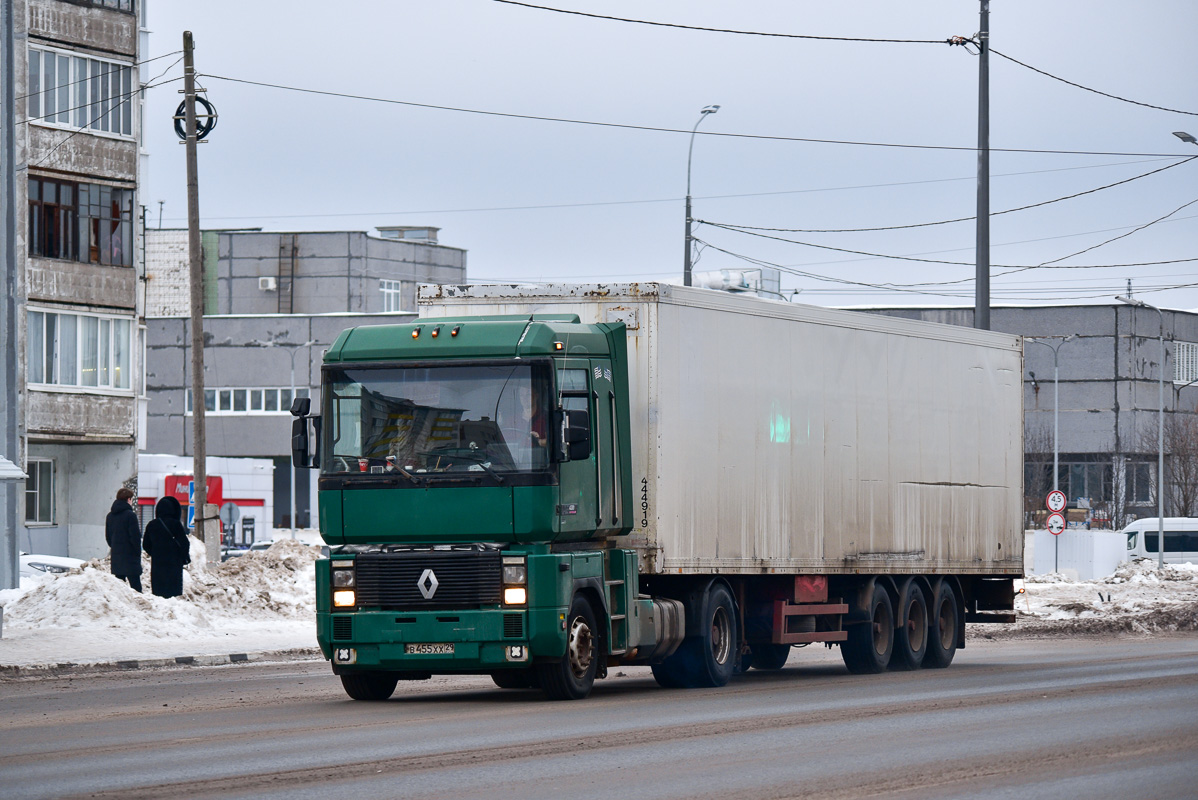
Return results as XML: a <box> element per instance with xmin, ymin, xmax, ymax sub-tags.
<box><xmin>0</xmin><ymin>538</ymin><xmax>319</xmax><ymax>638</ymax></box>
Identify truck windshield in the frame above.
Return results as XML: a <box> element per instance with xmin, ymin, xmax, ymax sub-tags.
<box><xmin>322</xmin><ymin>363</ymin><xmax>552</xmax><ymax>477</ymax></box>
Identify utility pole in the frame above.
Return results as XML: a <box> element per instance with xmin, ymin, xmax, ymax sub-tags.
<box><xmin>974</xmin><ymin>0</ymin><xmax>990</xmax><ymax>330</ymax></box>
<box><xmin>183</xmin><ymin>31</ymin><xmax>210</xmax><ymax>557</ymax></box>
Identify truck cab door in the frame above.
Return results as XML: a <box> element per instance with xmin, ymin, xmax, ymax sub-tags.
<box><xmin>556</xmin><ymin>362</ymin><xmax>597</xmax><ymax>540</ymax></box>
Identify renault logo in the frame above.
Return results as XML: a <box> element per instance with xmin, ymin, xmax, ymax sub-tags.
<box><xmin>417</xmin><ymin>568</ymin><xmax>439</xmax><ymax>600</ymax></box>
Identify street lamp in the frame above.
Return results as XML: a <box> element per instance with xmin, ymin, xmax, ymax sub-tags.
<box><xmin>1026</xmin><ymin>335</ymin><xmax>1075</xmax><ymax>573</ymax></box>
<box><xmin>683</xmin><ymin>104</ymin><xmax>719</xmax><ymax>287</ymax></box>
<box><xmin>1116</xmin><ymin>295</ymin><xmax>1166</xmax><ymax>569</ymax></box>
<box><xmin>1173</xmin><ymin>131</ymin><xmax>1197</xmax><ymax>146</ymax></box>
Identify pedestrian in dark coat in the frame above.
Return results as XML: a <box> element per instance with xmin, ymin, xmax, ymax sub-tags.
<box><xmin>142</xmin><ymin>496</ymin><xmax>192</xmax><ymax>599</ymax></box>
<box><xmin>105</xmin><ymin>487</ymin><xmax>143</xmax><ymax>592</ymax></box>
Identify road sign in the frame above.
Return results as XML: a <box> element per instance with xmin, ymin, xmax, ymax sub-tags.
<box><xmin>1046</xmin><ymin>490</ymin><xmax>1066</xmax><ymax>513</ymax></box>
<box><xmin>1046</xmin><ymin>512</ymin><xmax>1066</xmax><ymax>535</ymax></box>
<box><xmin>219</xmin><ymin>502</ymin><xmax>240</xmax><ymax>527</ymax></box>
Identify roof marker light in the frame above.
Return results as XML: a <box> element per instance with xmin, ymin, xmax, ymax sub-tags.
<box><xmin>554</xmin><ymin>341</ymin><xmax>564</xmax><ymax>351</ymax></box>
<box><xmin>451</xmin><ymin>326</ymin><xmax>460</xmax><ymax>337</ymax></box>
<box><xmin>412</xmin><ymin>326</ymin><xmax>422</xmax><ymax>339</ymax></box>
<box><xmin>431</xmin><ymin>327</ymin><xmax>440</xmax><ymax>338</ymax></box>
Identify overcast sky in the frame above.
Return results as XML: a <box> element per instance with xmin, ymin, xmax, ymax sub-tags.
<box><xmin>143</xmin><ymin>1</ymin><xmax>1198</xmax><ymax>310</ymax></box>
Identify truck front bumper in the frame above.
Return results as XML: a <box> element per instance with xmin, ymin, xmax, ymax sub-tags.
<box><xmin>317</xmin><ymin>607</ymin><xmax>560</xmax><ymax>673</ymax></box>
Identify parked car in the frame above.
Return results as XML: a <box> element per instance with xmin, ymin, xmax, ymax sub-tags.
<box><xmin>220</xmin><ymin>546</ymin><xmax>249</xmax><ymax>562</ymax></box>
<box><xmin>19</xmin><ymin>552</ymin><xmax>85</xmax><ymax>579</ymax></box>
<box><xmin>1123</xmin><ymin>518</ymin><xmax>1198</xmax><ymax>565</ymax></box>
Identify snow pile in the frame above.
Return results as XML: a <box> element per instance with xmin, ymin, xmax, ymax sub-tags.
<box><xmin>0</xmin><ymin>538</ymin><xmax>319</xmax><ymax>638</ymax></box>
<box><xmin>980</xmin><ymin>558</ymin><xmax>1198</xmax><ymax>638</ymax></box>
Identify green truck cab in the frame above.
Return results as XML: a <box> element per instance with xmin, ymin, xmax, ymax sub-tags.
<box><xmin>297</xmin><ymin>314</ymin><xmax>655</xmax><ymax>700</ymax></box>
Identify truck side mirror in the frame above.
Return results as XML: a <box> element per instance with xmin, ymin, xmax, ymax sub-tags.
<box><xmin>292</xmin><ymin>413</ymin><xmax>321</xmax><ymax>469</ymax></box>
<box><xmin>290</xmin><ymin>397</ymin><xmax>311</xmax><ymax>417</ymax></box>
<box><xmin>559</xmin><ymin>409</ymin><xmax>591</xmax><ymax>461</ymax></box>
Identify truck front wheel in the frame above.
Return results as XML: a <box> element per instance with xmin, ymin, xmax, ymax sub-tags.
<box><xmin>340</xmin><ymin>671</ymin><xmax>399</xmax><ymax>701</ymax></box>
<box><xmin>841</xmin><ymin>583</ymin><xmax>894</xmax><ymax>674</ymax></box>
<box><xmin>537</xmin><ymin>595</ymin><xmax>599</xmax><ymax>700</ymax></box>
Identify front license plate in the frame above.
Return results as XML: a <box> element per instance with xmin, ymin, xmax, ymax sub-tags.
<box><xmin>405</xmin><ymin>643</ymin><xmax>454</xmax><ymax>655</ymax></box>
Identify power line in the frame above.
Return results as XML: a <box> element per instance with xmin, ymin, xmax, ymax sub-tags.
<box><xmin>160</xmin><ymin>157</ymin><xmax>1179</xmax><ymax>223</ymax></box>
<box><xmin>200</xmin><ymin>73</ymin><xmax>1188</xmax><ymax>159</ymax></box>
<box><xmin>1034</xmin><ymin>196</ymin><xmax>1198</xmax><ymax>266</ymax></box>
<box><xmin>492</xmin><ymin>0</ymin><xmax>953</xmax><ymax>45</ymax></box>
<box><xmin>699</xmin><ymin>156</ymin><xmax>1198</xmax><ymax>234</ymax></box>
<box><xmin>991</xmin><ymin>48</ymin><xmax>1198</xmax><ymax>117</ymax></box>
<box><xmin>700</xmin><ymin>222</ymin><xmax>1197</xmax><ymax>270</ymax></box>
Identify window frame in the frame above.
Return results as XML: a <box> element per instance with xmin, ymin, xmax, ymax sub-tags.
<box><xmin>26</xmin><ymin>44</ymin><xmax>136</xmax><ymax>138</ymax></box>
<box><xmin>26</xmin><ymin>307</ymin><xmax>134</xmax><ymax>393</ymax></box>
<box><xmin>186</xmin><ymin>386</ymin><xmax>310</xmax><ymax>416</ymax></box>
<box><xmin>28</xmin><ymin>176</ymin><xmax>135</xmax><ymax>267</ymax></box>
<box><xmin>1176</xmin><ymin>341</ymin><xmax>1198</xmax><ymax>385</ymax></box>
<box><xmin>380</xmin><ymin>279</ymin><xmax>408</xmax><ymax>313</ymax></box>
<box><xmin>24</xmin><ymin>458</ymin><xmax>55</xmax><ymax>526</ymax></box>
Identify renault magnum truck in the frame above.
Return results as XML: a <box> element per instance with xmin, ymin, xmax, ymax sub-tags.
<box><xmin>294</xmin><ymin>283</ymin><xmax>1023</xmax><ymax>701</ymax></box>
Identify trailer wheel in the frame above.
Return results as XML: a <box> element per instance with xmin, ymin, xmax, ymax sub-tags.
<box><xmin>340</xmin><ymin>671</ymin><xmax>399</xmax><ymax>701</ymax></box>
<box><xmin>491</xmin><ymin>670</ymin><xmax>539</xmax><ymax>689</ymax></box>
<box><xmin>536</xmin><ymin>594</ymin><xmax>599</xmax><ymax>700</ymax></box>
<box><xmin>889</xmin><ymin>580</ymin><xmax>928</xmax><ymax>671</ymax></box>
<box><xmin>923</xmin><ymin>581</ymin><xmax>959</xmax><ymax>669</ymax></box>
<box><xmin>749</xmin><ymin>643</ymin><xmax>791</xmax><ymax>670</ymax></box>
<box><xmin>840</xmin><ymin>583</ymin><xmax>894</xmax><ymax>674</ymax></box>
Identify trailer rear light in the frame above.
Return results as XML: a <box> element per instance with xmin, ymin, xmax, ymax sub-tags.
<box><xmin>333</xmin><ymin>590</ymin><xmax>356</xmax><ymax>607</ymax></box>
<box><xmin>503</xmin><ymin>587</ymin><xmax>527</xmax><ymax>606</ymax></box>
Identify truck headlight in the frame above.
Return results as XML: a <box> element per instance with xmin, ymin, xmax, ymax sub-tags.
<box><xmin>503</xmin><ymin>587</ymin><xmax>527</xmax><ymax>606</ymax></box>
<box><xmin>333</xmin><ymin>589</ymin><xmax>356</xmax><ymax>607</ymax></box>
<box><xmin>332</xmin><ymin>568</ymin><xmax>355</xmax><ymax>588</ymax></box>
<box><xmin>502</xmin><ymin>564</ymin><xmax>526</xmax><ymax>585</ymax></box>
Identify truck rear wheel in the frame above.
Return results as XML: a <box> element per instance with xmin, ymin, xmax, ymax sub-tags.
<box><xmin>651</xmin><ymin>583</ymin><xmax>738</xmax><ymax>689</ymax></box>
<box><xmin>536</xmin><ymin>595</ymin><xmax>599</xmax><ymax>700</ymax></box>
<box><xmin>841</xmin><ymin>583</ymin><xmax>894</xmax><ymax>674</ymax></box>
<box><xmin>889</xmin><ymin>580</ymin><xmax>928</xmax><ymax>671</ymax></box>
<box><xmin>340</xmin><ymin>671</ymin><xmax>399</xmax><ymax>701</ymax></box>
<box><xmin>923</xmin><ymin>580</ymin><xmax>959</xmax><ymax>669</ymax></box>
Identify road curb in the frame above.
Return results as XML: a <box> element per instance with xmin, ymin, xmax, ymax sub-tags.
<box><xmin>0</xmin><ymin>647</ymin><xmax>322</xmax><ymax>679</ymax></box>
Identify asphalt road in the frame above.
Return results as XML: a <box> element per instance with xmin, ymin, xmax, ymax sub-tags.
<box><xmin>2</xmin><ymin>635</ymin><xmax>1196</xmax><ymax>800</ymax></box>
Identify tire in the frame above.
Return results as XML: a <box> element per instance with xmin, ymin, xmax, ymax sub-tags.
<box><xmin>491</xmin><ymin>670</ymin><xmax>539</xmax><ymax>689</ymax></box>
<box><xmin>749</xmin><ymin>643</ymin><xmax>791</xmax><ymax>671</ymax></box>
<box><xmin>651</xmin><ymin>583</ymin><xmax>738</xmax><ymax>689</ymax></box>
<box><xmin>536</xmin><ymin>595</ymin><xmax>599</xmax><ymax>700</ymax></box>
<box><xmin>889</xmin><ymin>580</ymin><xmax>929</xmax><ymax>671</ymax></box>
<box><xmin>923</xmin><ymin>580</ymin><xmax>959</xmax><ymax>669</ymax></box>
<box><xmin>340</xmin><ymin>671</ymin><xmax>399</xmax><ymax>701</ymax></box>
<box><xmin>840</xmin><ymin>582</ymin><xmax>894</xmax><ymax>674</ymax></box>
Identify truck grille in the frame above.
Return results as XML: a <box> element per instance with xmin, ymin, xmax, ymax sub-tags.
<box><xmin>354</xmin><ymin>549</ymin><xmax>502</xmax><ymax>610</ymax></box>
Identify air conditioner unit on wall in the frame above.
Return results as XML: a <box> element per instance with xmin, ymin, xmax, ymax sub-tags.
<box><xmin>259</xmin><ymin>276</ymin><xmax>277</xmax><ymax>291</ymax></box>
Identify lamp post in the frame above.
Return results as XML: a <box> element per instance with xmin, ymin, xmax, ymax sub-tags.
<box><xmin>1026</xmin><ymin>335</ymin><xmax>1075</xmax><ymax>573</ymax></box>
<box><xmin>683</xmin><ymin>104</ymin><xmax>719</xmax><ymax>287</ymax></box>
<box><xmin>1117</xmin><ymin>295</ymin><xmax>1166</xmax><ymax>569</ymax></box>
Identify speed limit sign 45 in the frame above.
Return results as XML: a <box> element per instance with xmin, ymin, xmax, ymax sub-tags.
<box><xmin>1046</xmin><ymin>512</ymin><xmax>1066</xmax><ymax>535</ymax></box>
<box><xmin>1046</xmin><ymin>490</ymin><xmax>1066</xmax><ymax>513</ymax></box>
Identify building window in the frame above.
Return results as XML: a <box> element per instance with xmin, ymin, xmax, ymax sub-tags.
<box><xmin>27</xmin><ymin>309</ymin><xmax>132</xmax><ymax>390</ymax></box>
<box><xmin>1177</xmin><ymin>342</ymin><xmax>1198</xmax><ymax>385</ymax></box>
<box><xmin>1126</xmin><ymin>462</ymin><xmax>1153</xmax><ymax>505</ymax></box>
<box><xmin>380</xmin><ymin>279</ymin><xmax>405</xmax><ymax>312</ymax></box>
<box><xmin>27</xmin><ymin>47</ymin><xmax>134</xmax><ymax>136</ymax></box>
<box><xmin>187</xmin><ymin>387</ymin><xmax>309</xmax><ymax>415</ymax></box>
<box><xmin>25</xmin><ymin>460</ymin><xmax>55</xmax><ymax>525</ymax></box>
<box><xmin>29</xmin><ymin>177</ymin><xmax>134</xmax><ymax>267</ymax></box>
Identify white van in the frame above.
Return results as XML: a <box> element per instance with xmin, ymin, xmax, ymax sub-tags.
<box><xmin>1122</xmin><ymin>518</ymin><xmax>1198</xmax><ymax>565</ymax></box>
